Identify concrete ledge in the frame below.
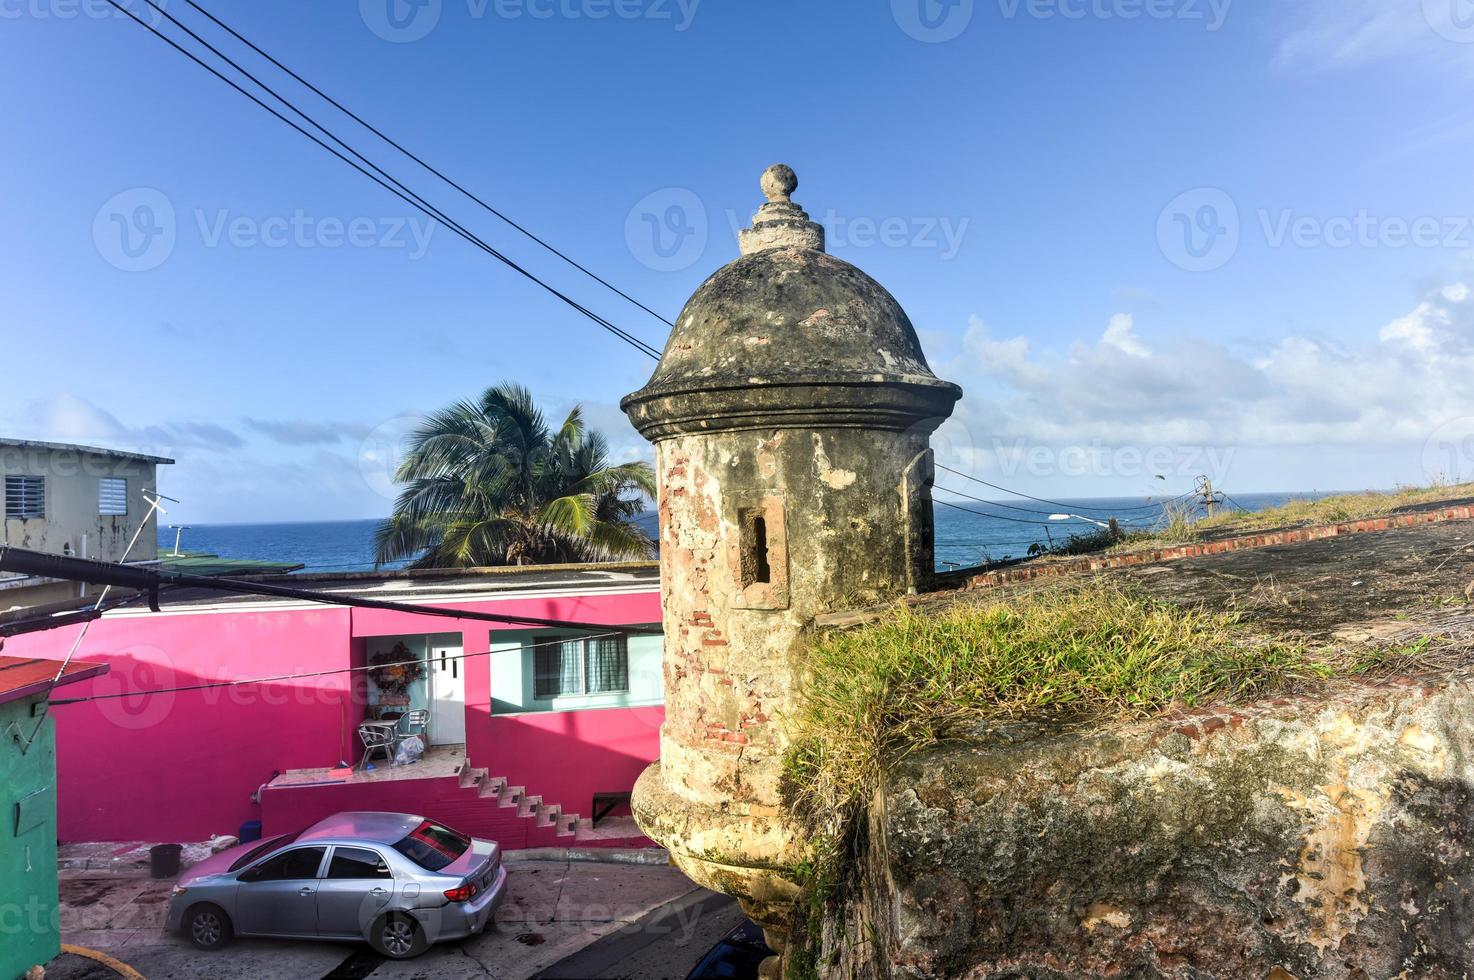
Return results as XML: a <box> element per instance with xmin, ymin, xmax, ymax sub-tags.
<box><xmin>505</xmin><ymin>846</ymin><xmax>670</xmax><ymax>865</ymax></box>
<box><xmin>56</xmin><ymin>840</ymin><xmax>224</xmax><ymax>874</ymax></box>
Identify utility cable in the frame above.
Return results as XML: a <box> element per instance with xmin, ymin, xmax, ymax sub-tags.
<box><xmin>936</xmin><ymin>464</ymin><xmax>1193</xmax><ymax>513</ymax></box>
<box><xmin>178</xmin><ymin>0</ymin><xmax>673</xmax><ymax>330</ymax></box>
<box><xmin>46</xmin><ymin>629</ymin><xmax>624</xmax><ymax>706</ymax></box>
<box><xmin>104</xmin><ymin>0</ymin><xmax>660</xmax><ymax>359</ymax></box>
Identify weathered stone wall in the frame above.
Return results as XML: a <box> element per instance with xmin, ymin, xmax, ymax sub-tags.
<box><xmin>817</xmin><ymin>676</ymin><xmax>1474</xmax><ymax>979</ymax></box>
<box><xmin>652</xmin><ymin>425</ymin><xmax>929</xmax><ymax>811</ymax></box>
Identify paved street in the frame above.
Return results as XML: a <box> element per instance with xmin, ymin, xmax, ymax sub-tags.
<box><xmin>47</xmin><ymin>855</ymin><xmax>730</xmax><ymax>979</ymax></box>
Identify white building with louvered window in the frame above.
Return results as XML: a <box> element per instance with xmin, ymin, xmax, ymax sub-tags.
<box><xmin>0</xmin><ymin>439</ymin><xmax>173</xmax><ymax>610</ymax></box>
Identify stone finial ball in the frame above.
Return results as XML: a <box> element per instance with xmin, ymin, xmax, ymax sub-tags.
<box><xmin>761</xmin><ymin>164</ymin><xmax>798</xmax><ymax>203</ymax></box>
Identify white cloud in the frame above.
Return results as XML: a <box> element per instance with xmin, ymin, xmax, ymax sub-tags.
<box><xmin>941</xmin><ymin>277</ymin><xmax>1474</xmax><ymax>488</ymax></box>
<box><xmin>1101</xmin><ymin>314</ymin><xmax>1150</xmax><ymax>358</ymax></box>
<box><xmin>242</xmin><ymin>417</ymin><xmax>375</xmax><ymax>446</ymax></box>
<box><xmin>12</xmin><ymin>393</ymin><xmax>244</xmax><ymax>453</ymax></box>
<box><xmin>1273</xmin><ymin>0</ymin><xmax>1474</xmax><ymax>73</ymax></box>
<box><xmin>1378</xmin><ymin>302</ymin><xmax>1445</xmax><ymax>352</ymax></box>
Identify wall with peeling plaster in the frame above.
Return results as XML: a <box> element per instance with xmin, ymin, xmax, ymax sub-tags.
<box><xmin>814</xmin><ymin>677</ymin><xmax>1474</xmax><ymax>979</ymax></box>
<box><xmin>653</xmin><ymin>426</ymin><xmax>931</xmax><ymax>812</ymax></box>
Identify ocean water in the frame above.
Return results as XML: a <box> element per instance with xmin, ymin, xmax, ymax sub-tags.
<box><xmin>929</xmin><ymin>490</ymin><xmax>1305</xmax><ymax>570</ymax></box>
<box><xmin>160</xmin><ymin>491</ymin><xmax>1310</xmax><ymax>575</ymax></box>
<box><xmin>158</xmin><ymin>519</ymin><xmax>412</xmax><ymax>574</ymax></box>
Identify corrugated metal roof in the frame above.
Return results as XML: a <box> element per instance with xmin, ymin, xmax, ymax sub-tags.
<box><xmin>0</xmin><ymin>656</ymin><xmax>109</xmax><ymax>706</ymax></box>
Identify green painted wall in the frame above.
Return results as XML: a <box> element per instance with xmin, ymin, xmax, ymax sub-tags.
<box><xmin>0</xmin><ymin>697</ymin><xmax>61</xmax><ymax>980</ymax></box>
<box><xmin>489</xmin><ymin>629</ymin><xmax>663</xmax><ymax>715</ymax></box>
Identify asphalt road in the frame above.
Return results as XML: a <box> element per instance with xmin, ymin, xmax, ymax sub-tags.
<box><xmin>48</xmin><ymin>857</ymin><xmax>712</xmax><ymax>979</ymax></box>
<box><xmin>535</xmin><ymin>889</ymin><xmax>744</xmax><ymax>979</ymax></box>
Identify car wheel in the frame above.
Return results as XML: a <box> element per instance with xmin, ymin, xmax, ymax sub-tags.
<box><xmin>185</xmin><ymin>904</ymin><xmax>233</xmax><ymax>951</ymax></box>
<box><xmin>371</xmin><ymin>912</ymin><xmax>427</xmax><ymax>959</ymax></box>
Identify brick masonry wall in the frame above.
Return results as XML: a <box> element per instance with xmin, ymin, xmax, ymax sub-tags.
<box><xmin>953</xmin><ymin>505</ymin><xmax>1474</xmax><ymax>593</ymax></box>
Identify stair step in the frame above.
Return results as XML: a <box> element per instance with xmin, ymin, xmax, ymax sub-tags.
<box><xmin>535</xmin><ymin>803</ymin><xmax>561</xmax><ymax>828</ymax></box>
<box><xmin>498</xmin><ymin>785</ymin><xmax>524</xmax><ymax>808</ymax></box>
<box><xmin>555</xmin><ymin>812</ymin><xmax>578</xmax><ymax>837</ymax></box>
<box><xmin>477</xmin><ymin>776</ymin><xmax>506</xmax><ymax>799</ymax></box>
<box><xmin>458</xmin><ymin>766</ymin><xmax>489</xmax><ymax>790</ymax></box>
<box><xmin>574</xmin><ymin>814</ymin><xmax>642</xmax><ymax>842</ymax></box>
<box><xmin>517</xmin><ymin>795</ymin><xmax>542</xmax><ymax>819</ymax></box>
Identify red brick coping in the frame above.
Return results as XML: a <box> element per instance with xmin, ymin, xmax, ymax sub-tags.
<box><xmin>953</xmin><ymin>504</ymin><xmax>1474</xmax><ymax>593</ymax></box>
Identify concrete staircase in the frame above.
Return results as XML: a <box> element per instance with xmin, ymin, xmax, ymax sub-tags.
<box><xmin>456</xmin><ymin>765</ymin><xmax>639</xmax><ymax>842</ymax></box>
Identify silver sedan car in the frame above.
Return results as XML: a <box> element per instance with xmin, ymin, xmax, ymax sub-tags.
<box><xmin>166</xmin><ymin>811</ymin><xmax>506</xmax><ymax>959</ymax></box>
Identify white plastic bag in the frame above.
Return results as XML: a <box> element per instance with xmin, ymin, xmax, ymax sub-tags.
<box><xmin>393</xmin><ymin>734</ymin><xmax>425</xmax><ymax>766</ymax></box>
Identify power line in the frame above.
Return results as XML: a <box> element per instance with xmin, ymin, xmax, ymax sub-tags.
<box><xmin>934</xmin><ymin>497</ymin><xmax>1083</xmax><ymax>528</ymax></box>
<box><xmin>934</xmin><ymin>483</ymin><xmax>1161</xmax><ymax>525</ymax></box>
<box><xmin>934</xmin><ymin>482</ymin><xmax>1084</xmax><ymax>518</ymax></box>
<box><xmin>46</xmin><ymin>629</ymin><xmax>624</xmax><ymax>706</ymax></box>
<box><xmin>936</xmin><ymin>464</ymin><xmax>1192</xmax><ymax>514</ymax></box>
<box><xmin>0</xmin><ymin>547</ymin><xmax>661</xmax><ymax>636</ymax></box>
<box><xmin>104</xmin><ymin>0</ymin><xmax>661</xmax><ymax>360</ymax></box>
<box><xmin>177</xmin><ymin>0</ymin><xmax>674</xmax><ymax>332</ymax></box>
<box><xmin>131</xmin><ymin>0</ymin><xmax>661</xmax><ymax>360</ymax></box>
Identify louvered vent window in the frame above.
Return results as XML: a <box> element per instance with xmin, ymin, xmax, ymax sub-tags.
<box><xmin>99</xmin><ymin>477</ymin><xmax>128</xmax><ymax>516</ymax></box>
<box><xmin>4</xmin><ymin>476</ymin><xmax>45</xmax><ymax>519</ymax></box>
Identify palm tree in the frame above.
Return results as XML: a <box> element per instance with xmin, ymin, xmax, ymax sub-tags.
<box><xmin>373</xmin><ymin>383</ymin><xmax>656</xmax><ymax>569</ymax></box>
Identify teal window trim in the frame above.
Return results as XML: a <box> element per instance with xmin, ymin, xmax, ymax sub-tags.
<box><xmin>532</xmin><ymin>635</ymin><xmax>630</xmax><ymax>700</ymax></box>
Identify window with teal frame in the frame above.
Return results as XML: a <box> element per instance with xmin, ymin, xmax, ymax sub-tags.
<box><xmin>533</xmin><ymin>635</ymin><xmax>628</xmax><ymax>698</ymax></box>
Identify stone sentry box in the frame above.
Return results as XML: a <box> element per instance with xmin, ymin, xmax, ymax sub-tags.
<box><xmin>622</xmin><ymin>165</ymin><xmax>960</xmax><ymax>967</ymax></box>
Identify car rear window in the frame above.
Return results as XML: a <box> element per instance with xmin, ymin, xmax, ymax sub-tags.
<box><xmin>391</xmin><ymin>820</ymin><xmax>470</xmax><ymax>871</ymax></box>
<box><xmin>228</xmin><ymin>830</ymin><xmax>302</xmax><ymax>872</ymax></box>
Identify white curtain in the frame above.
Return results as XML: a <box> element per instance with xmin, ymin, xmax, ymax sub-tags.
<box><xmin>585</xmin><ymin>637</ymin><xmax>628</xmax><ymax>694</ymax></box>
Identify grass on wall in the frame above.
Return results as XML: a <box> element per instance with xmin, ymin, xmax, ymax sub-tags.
<box><xmin>1192</xmin><ymin>482</ymin><xmax>1474</xmax><ymax>533</ymax></box>
<box><xmin>783</xmin><ymin>579</ymin><xmax>1385</xmax><ymax>826</ymax></box>
<box><xmin>1114</xmin><ymin>482</ymin><xmax>1474</xmax><ymax>552</ymax></box>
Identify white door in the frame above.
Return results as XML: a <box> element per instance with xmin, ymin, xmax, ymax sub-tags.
<box><xmin>428</xmin><ymin>640</ymin><xmax>466</xmax><ymax>745</ymax></box>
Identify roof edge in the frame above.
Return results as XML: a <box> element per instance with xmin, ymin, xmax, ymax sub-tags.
<box><xmin>0</xmin><ymin>438</ymin><xmax>175</xmax><ymax>466</ymax></box>
<box><xmin>0</xmin><ymin>658</ymin><xmax>109</xmax><ymax>706</ymax></box>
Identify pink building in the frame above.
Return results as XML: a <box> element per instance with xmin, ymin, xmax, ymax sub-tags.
<box><xmin>1</xmin><ymin>563</ymin><xmax>663</xmax><ymax>849</ymax></box>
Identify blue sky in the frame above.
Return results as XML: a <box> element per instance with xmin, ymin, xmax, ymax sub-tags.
<box><xmin>4</xmin><ymin>0</ymin><xmax>1474</xmax><ymax>522</ymax></box>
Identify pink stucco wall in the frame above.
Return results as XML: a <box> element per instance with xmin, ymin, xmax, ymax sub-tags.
<box><xmin>257</xmin><ymin>707</ymin><xmax>664</xmax><ymax>849</ymax></box>
<box><xmin>6</xmin><ymin>587</ymin><xmax>661</xmax><ymax>842</ymax></box>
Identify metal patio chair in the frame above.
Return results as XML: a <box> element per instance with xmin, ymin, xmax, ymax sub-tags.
<box><xmin>394</xmin><ymin>709</ymin><xmax>430</xmax><ymax>752</ymax></box>
<box><xmin>357</xmin><ymin>720</ymin><xmax>396</xmax><ymax>769</ymax></box>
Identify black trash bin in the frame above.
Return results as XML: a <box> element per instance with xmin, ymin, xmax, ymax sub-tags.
<box><xmin>150</xmin><ymin>843</ymin><xmax>183</xmax><ymax>879</ymax></box>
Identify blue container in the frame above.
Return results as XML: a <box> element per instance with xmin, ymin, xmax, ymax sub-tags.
<box><xmin>239</xmin><ymin>819</ymin><xmax>262</xmax><ymax>843</ymax></box>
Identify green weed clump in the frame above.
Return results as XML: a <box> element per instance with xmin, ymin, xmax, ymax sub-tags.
<box><xmin>785</xmin><ymin>580</ymin><xmax>1335</xmax><ymax>823</ymax></box>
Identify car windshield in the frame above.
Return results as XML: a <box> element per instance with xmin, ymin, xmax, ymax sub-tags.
<box><xmin>391</xmin><ymin>819</ymin><xmax>471</xmax><ymax>872</ymax></box>
<box><xmin>228</xmin><ymin>831</ymin><xmax>302</xmax><ymax>872</ymax></box>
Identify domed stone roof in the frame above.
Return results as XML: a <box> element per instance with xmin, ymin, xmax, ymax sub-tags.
<box><xmin>623</xmin><ymin>166</ymin><xmax>961</xmax><ymax>440</ymax></box>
